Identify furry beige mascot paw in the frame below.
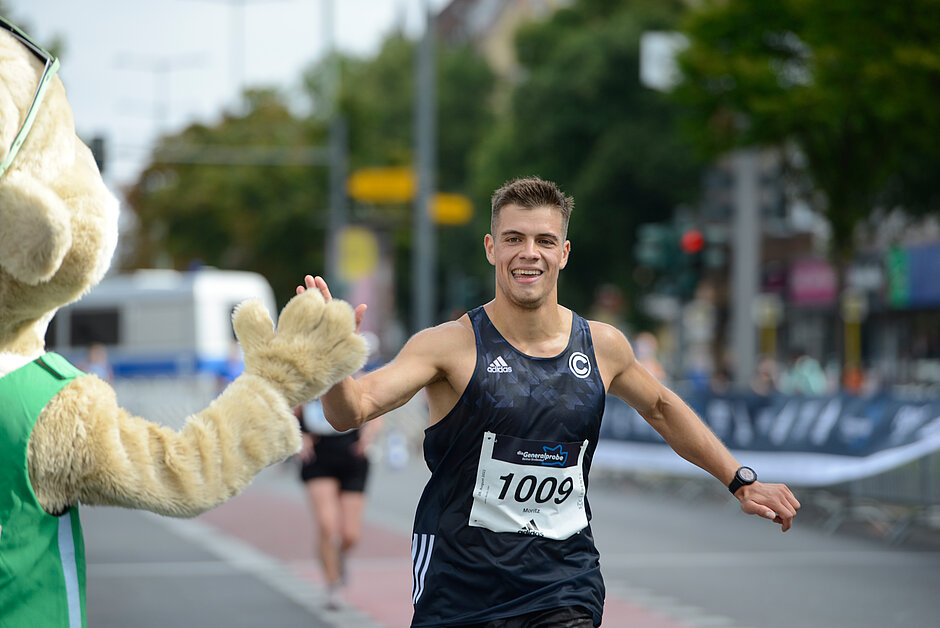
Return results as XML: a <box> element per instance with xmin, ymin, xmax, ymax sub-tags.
<box><xmin>0</xmin><ymin>20</ymin><xmax>367</xmax><ymax>626</ymax></box>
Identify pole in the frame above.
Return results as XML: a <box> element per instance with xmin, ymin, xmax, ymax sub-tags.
<box><xmin>731</xmin><ymin>149</ymin><xmax>760</xmax><ymax>389</ymax></box>
<box><xmin>323</xmin><ymin>0</ymin><xmax>347</xmax><ymax>295</ymax></box>
<box><xmin>412</xmin><ymin>0</ymin><xmax>436</xmax><ymax>332</ymax></box>
<box><xmin>327</xmin><ymin>117</ymin><xmax>348</xmax><ymax>291</ymax></box>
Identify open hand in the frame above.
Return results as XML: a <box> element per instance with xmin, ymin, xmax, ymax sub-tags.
<box><xmin>232</xmin><ymin>288</ymin><xmax>368</xmax><ymax>407</ymax></box>
<box><xmin>297</xmin><ymin>275</ymin><xmax>367</xmax><ymax>333</ymax></box>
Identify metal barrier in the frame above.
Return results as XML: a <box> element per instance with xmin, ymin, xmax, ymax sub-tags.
<box><xmin>596</xmin><ymin>391</ymin><xmax>940</xmax><ymax>543</ymax></box>
<box><xmin>810</xmin><ymin>452</ymin><xmax>940</xmax><ymax>543</ymax></box>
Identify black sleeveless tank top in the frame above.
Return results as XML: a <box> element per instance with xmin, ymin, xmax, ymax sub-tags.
<box><xmin>410</xmin><ymin>306</ymin><xmax>606</xmax><ymax>627</ymax></box>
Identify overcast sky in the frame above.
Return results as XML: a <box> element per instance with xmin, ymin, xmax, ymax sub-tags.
<box><xmin>9</xmin><ymin>0</ymin><xmax>450</xmax><ymax>187</ymax></box>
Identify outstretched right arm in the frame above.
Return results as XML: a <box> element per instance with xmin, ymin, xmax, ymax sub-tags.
<box><xmin>319</xmin><ymin>329</ymin><xmax>447</xmax><ymax>430</ymax></box>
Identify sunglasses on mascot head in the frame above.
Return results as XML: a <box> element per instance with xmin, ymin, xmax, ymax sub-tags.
<box><xmin>0</xmin><ymin>17</ymin><xmax>60</xmax><ymax>178</ymax></box>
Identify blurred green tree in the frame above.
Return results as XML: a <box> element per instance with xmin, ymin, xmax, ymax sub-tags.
<box><xmin>307</xmin><ymin>34</ymin><xmax>496</xmax><ymax>319</ymax></box>
<box><xmin>471</xmin><ymin>0</ymin><xmax>705</xmax><ymax>316</ymax></box>
<box><xmin>674</xmin><ymin>0</ymin><xmax>940</xmax><ymax>258</ymax></box>
<box><xmin>127</xmin><ymin>36</ymin><xmax>494</xmax><ymax>311</ymax></box>
<box><xmin>310</xmin><ymin>34</ymin><xmax>494</xmax><ymax>193</ymax></box>
<box><xmin>126</xmin><ymin>89</ymin><xmax>327</xmax><ymax>303</ymax></box>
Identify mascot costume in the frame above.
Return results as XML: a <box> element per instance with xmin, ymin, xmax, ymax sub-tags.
<box><xmin>0</xmin><ymin>19</ymin><xmax>367</xmax><ymax>626</ymax></box>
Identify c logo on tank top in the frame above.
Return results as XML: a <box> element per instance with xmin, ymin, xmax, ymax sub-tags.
<box><xmin>568</xmin><ymin>352</ymin><xmax>591</xmax><ymax>379</ymax></box>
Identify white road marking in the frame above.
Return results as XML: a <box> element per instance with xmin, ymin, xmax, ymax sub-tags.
<box><xmin>136</xmin><ymin>512</ymin><xmax>385</xmax><ymax>628</ymax></box>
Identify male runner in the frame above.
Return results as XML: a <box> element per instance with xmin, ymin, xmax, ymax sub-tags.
<box><xmin>299</xmin><ymin>176</ymin><xmax>800</xmax><ymax>627</ymax></box>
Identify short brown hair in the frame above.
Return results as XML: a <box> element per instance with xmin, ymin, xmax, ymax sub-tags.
<box><xmin>490</xmin><ymin>176</ymin><xmax>574</xmax><ymax>237</ymax></box>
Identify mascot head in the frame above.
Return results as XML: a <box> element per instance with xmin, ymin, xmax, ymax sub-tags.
<box><xmin>0</xmin><ymin>19</ymin><xmax>119</xmax><ymax>362</ymax></box>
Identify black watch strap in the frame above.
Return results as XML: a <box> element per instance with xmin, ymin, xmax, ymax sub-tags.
<box><xmin>728</xmin><ymin>466</ymin><xmax>757</xmax><ymax>495</ymax></box>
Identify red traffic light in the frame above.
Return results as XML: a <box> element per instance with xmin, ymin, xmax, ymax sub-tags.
<box><xmin>680</xmin><ymin>228</ymin><xmax>705</xmax><ymax>254</ymax></box>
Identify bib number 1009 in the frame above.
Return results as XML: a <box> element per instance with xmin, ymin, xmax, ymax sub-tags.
<box><xmin>469</xmin><ymin>432</ymin><xmax>589</xmax><ymax>540</ymax></box>
<box><xmin>497</xmin><ymin>473</ymin><xmax>574</xmax><ymax>504</ymax></box>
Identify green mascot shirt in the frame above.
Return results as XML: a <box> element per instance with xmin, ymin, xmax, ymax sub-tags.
<box><xmin>0</xmin><ymin>353</ymin><xmax>87</xmax><ymax>627</ymax></box>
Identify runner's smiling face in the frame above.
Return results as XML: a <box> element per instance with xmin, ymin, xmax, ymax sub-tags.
<box><xmin>484</xmin><ymin>204</ymin><xmax>570</xmax><ymax>310</ymax></box>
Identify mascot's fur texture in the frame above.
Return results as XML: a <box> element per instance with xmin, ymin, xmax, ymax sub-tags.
<box><xmin>0</xmin><ymin>16</ymin><xmax>366</xmax><ymax>583</ymax></box>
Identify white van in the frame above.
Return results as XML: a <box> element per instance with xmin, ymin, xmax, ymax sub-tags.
<box><xmin>45</xmin><ymin>268</ymin><xmax>277</xmax><ymax>425</ymax></box>
<box><xmin>47</xmin><ymin>267</ymin><xmax>276</xmax><ymax>376</ymax></box>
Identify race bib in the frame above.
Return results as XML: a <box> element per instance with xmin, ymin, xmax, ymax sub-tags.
<box><xmin>469</xmin><ymin>431</ymin><xmax>589</xmax><ymax>540</ymax></box>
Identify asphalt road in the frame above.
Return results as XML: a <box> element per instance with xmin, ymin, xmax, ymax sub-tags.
<box><xmin>586</xmin><ymin>472</ymin><xmax>940</xmax><ymax>628</ymax></box>
<box><xmin>82</xmin><ymin>453</ymin><xmax>940</xmax><ymax>628</ymax></box>
<box><xmin>83</xmin><ymin>505</ymin><xmax>349</xmax><ymax>628</ymax></box>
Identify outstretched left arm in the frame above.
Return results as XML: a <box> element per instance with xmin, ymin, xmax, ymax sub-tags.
<box><xmin>592</xmin><ymin>322</ymin><xmax>801</xmax><ymax>531</ymax></box>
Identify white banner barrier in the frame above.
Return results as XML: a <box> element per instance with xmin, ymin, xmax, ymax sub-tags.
<box><xmin>595</xmin><ymin>393</ymin><xmax>940</xmax><ymax>488</ymax></box>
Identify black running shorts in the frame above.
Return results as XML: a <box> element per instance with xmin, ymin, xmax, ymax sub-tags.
<box><xmin>299</xmin><ymin>432</ymin><xmax>370</xmax><ymax>492</ymax></box>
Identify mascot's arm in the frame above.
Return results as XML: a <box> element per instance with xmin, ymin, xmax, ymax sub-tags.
<box><xmin>28</xmin><ymin>290</ymin><xmax>368</xmax><ymax>517</ymax></box>
<box><xmin>29</xmin><ymin>373</ymin><xmax>298</xmax><ymax>516</ymax></box>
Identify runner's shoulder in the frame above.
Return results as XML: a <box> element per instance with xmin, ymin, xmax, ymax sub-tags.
<box><xmin>587</xmin><ymin>320</ymin><xmax>634</xmax><ymax>367</ymax></box>
<box><xmin>408</xmin><ymin>318</ymin><xmax>475</xmax><ymax>359</ymax></box>
<box><xmin>587</xmin><ymin>319</ymin><xmax>628</xmax><ymax>347</ymax></box>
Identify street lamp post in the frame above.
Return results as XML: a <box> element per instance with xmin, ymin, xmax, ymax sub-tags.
<box><xmin>731</xmin><ymin>149</ymin><xmax>761</xmax><ymax>389</ymax></box>
<box><xmin>412</xmin><ymin>0</ymin><xmax>437</xmax><ymax>332</ymax></box>
<box><xmin>321</xmin><ymin>0</ymin><xmax>348</xmax><ymax>293</ymax></box>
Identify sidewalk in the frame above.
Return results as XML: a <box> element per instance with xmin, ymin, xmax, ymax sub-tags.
<box><xmin>84</xmin><ymin>458</ymin><xmax>700</xmax><ymax>628</ymax></box>
<box><xmin>84</xmin><ymin>462</ymin><xmax>397</xmax><ymax>628</ymax></box>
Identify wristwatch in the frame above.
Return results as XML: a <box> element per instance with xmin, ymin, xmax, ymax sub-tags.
<box><xmin>728</xmin><ymin>466</ymin><xmax>757</xmax><ymax>495</ymax></box>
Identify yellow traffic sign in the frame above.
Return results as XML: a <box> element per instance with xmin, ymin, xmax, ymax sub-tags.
<box><xmin>347</xmin><ymin>167</ymin><xmax>415</xmax><ymax>203</ymax></box>
<box><xmin>347</xmin><ymin>168</ymin><xmax>473</xmax><ymax>225</ymax></box>
<box><xmin>432</xmin><ymin>193</ymin><xmax>473</xmax><ymax>225</ymax></box>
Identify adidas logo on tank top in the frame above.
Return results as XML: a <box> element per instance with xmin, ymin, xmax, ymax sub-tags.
<box><xmin>487</xmin><ymin>355</ymin><xmax>512</xmax><ymax>373</ymax></box>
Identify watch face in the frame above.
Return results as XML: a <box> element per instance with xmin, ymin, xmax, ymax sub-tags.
<box><xmin>737</xmin><ymin>467</ymin><xmax>757</xmax><ymax>483</ymax></box>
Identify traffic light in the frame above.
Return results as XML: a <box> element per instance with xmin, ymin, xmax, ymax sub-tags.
<box><xmin>680</xmin><ymin>228</ymin><xmax>704</xmax><ymax>254</ymax></box>
<box><xmin>635</xmin><ymin>222</ymin><xmax>719</xmax><ymax>300</ymax></box>
<box><xmin>677</xmin><ymin>228</ymin><xmax>705</xmax><ymax>299</ymax></box>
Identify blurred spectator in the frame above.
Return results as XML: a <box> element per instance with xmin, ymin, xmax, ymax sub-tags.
<box><xmin>588</xmin><ymin>283</ymin><xmax>630</xmax><ymax>335</ymax></box>
<box><xmin>295</xmin><ymin>399</ymin><xmax>381</xmax><ymax>609</ymax></box>
<box><xmin>633</xmin><ymin>331</ymin><xmax>666</xmax><ymax>383</ymax></box>
<box><xmin>750</xmin><ymin>355</ymin><xmax>780</xmax><ymax>397</ymax></box>
<box><xmin>842</xmin><ymin>366</ymin><xmax>865</xmax><ymax>394</ymax></box>
<box><xmin>81</xmin><ymin>343</ymin><xmax>113</xmax><ymax>383</ymax></box>
<box><xmin>709</xmin><ymin>366</ymin><xmax>733</xmax><ymax>395</ymax></box>
<box><xmin>295</xmin><ymin>332</ymin><xmax>384</xmax><ymax>610</ymax></box>
<box><xmin>780</xmin><ymin>349</ymin><xmax>827</xmax><ymax>396</ymax></box>
<box><xmin>861</xmin><ymin>365</ymin><xmax>883</xmax><ymax>396</ymax></box>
